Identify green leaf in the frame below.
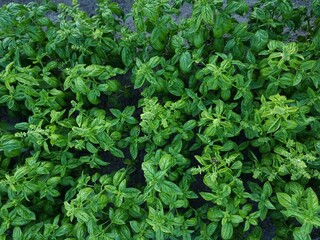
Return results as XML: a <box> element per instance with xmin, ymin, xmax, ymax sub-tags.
<box><xmin>225</xmin><ymin>0</ymin><xmax>248</xmax><ymax>15</ymax></box>
<box><xmin>13</xmin><ymin>227</ymin><xmax>23</xmax><ymax>240</ymax></box>
<box><xmin>201</xmin><ymin>4</ymin><xmax>214</xmax><ymax>24</ymax></box>
<box><xmin>74</xmin><ymin>77</ymin><xmax>89</xmax><ymax>94</ymax></box>
<box><xmin>113</xmin><ymin>169</ymin><xmax>126</xmax><ymax>186</ymax></box>
<box><xmin>130</xmin><ymin>143</ymin><xmax>138</xmax><ymax>159</ymax></box>
<box><xmin>28</xmin><ymin>26</ymin><xmax>45</xmax><ymax>42</ymax></box>
<box><xmin>221</xmin><ymin>222</ymin><xmax>233</xmax><ymax>240</ymax></box>
<box><xmin>293</xmin><ymin>73</ymin><xmax>302</xmax><ymax>86</ymax></box>
<box><xmin>284</xmin><ymin>120</ymin><xmax>298</xmax><ymax>130</ymax></box>
<box><xmin>204</xmin><ymin>124</ymin><xmax>216</xmax><ymax>136</ymax></box>
<box><xmin>264</xmin><ymin>200</ymin><xmax>276</xmax><ymax>210</ymax></box>
<box><xmin>305</xmin><ymin>188</ymin><xmax>319</xmax><ymax>209</ymax></box>
<box><xmin>134</xmin><ymin>70</ymin><xmax>146</xmax><ymax>89</ymax></box>
<box><xmin>266</xmin><ymin>118</ymin><xmax>281</xmax><ymax>133</ymax></box>
<box><xmin>179</xmin><ymin>51</ymin><xmax>192</xmax><ymax>73</ymax></box>
<box><xmin>277</xmin><ymin>192</ymin><xmax>293</xmax><ymax>209</ymax></box>
<box><xmin>300</xmin><ymin>60</ymin><xmax>316</xmax><ymax>71</ymax></box>
<box><xmin>0</xmin><ymin>137</ymin><xmax>22</xmax><ymax>158</ymax></box>
<box><xmin>148</xmin><ymin>56</ymin><xmax>162</xmax><ymax>68</ymax></box>
<box><xmin>75</xmin><ymin>209</ymin><xmax>91</xmax><ymax>222</ymax></box>
<box><xmin>293</xmin><ymin>227</ymin><xmax>311</xmax><ymax>240</ymax></box>
<box><xmin>193</xmin><ymin>30</ymin><xmax>205</xmax><ymax>48</ymax></box>
<box><xmin>230</xmin><ymin>161</ymin><xmax>242</xmax><ymax>170</ymax></box>
<box><xmin>142</xmin><ymin>162</ymin><xmax>155</xmax><ymax>181</ymax></box>
<box><xmin>11</xmin><ymin>217</ymin><xmax>30</xmax><ymax>226</ymax></box>
<box><xmin>230</xmin><ymin>215</ymin><xmax>243</xmax><ymax>224</ymax></box>
<box><xmin>109</xmin><ymin>146</ymin><xmax>124</xmax><ymax>158</ymax></box>
<box><xmin>200</xmin><ymin>192</ymin><xmax>215</xmax><ymax>201</ymax></box>
<box><xmin>107</xmin><ymin>80</ymin><xmax>121</xmax><ymax>92</ymax></box>
<box><xmin>93</xmin><ymin>156</ymin><xmax>108</xmax><ymax>166</ymax></box>
<box><xmin>109</xmin><ymin>208</ymin><xmax>126</xmax><ymax>225</ymax></box>
<box><xmin>207</xmin><ymin>222</ymin><xmax>219</xmax><ymax>235</ymax></box>
<box><xmin>170</xmin><ymin>34</ymin><xmax>184</xmax><ymax>51</ymax></box>
<box><xmin>159</xmin><ymin>153</ymin><xmax>173</xmax><ymax>170</ymax></box>
<box><xmin>85</xmin><ymin>65</ymin><xmax>105</xmax><ymax>77</ymax></box>
<box><xmin>86</xmin><ymin>142</ymin><xmax>98</xmax><ymax>154</ymax></box>
<box><xmin>0</xmin><ymin>222</ymin><xmax>8</xmax><ymax>235</ymax></box>
<box><xmin>56</xmin><ymin>224</ymin><xmax>73</xmax><ymax>237</ymax></box>
<box><xmin>214</xmin><ymin>14</ymin><xmax>232</xmax><ymax>38</ymax></box>
<box><xmin>160</xmin><ymin>181</ymin><xmax>182</xmax><ymax>195</ymax></box>
<box><xmin>248</xmin><ymin>182</ymin><xmax>262</xmax><ymax>194</ymax></box>
<box><xmin>121</xmin><ymin>47</ymin><xmax>133</xmax><ymax>67</ymax></box>
<box><xmin>168</xmin><ymin>78</ymin><xmax>185</xmax><ymax>96</ymax></box>
<box><xmin>262</xmin><ymin>182</ymin><xmax>272</xmax><ymax>197</ymax></box>
<box><xmin>87</xmin><ymin>89</ymin><xmax>100</xmax><ymax>105</ymax></box>
<box><xmin>78</xmin><ymin>187</ymin><xmax>94</xmax><ymax>201</ymax></box>
<box><xmin>16</xmin><ymin>205</ymin><xmax>36</xmax><ymax>221</ymax></box>
<box><xmin>110</xmin><ymin>109</ymin><xmax>122</xmax><ymax>118</ymax></box>
<box><xmin>215</xmin><ymin>100</ymin><xmax>224</xmax><ymax>115</ymax></box>
<box><xmin>0</xmin><ymin>95</ymin><xmax>12</xmax><ymax>104</ymax></box>
<box><xmin>313</xmin><ymin>0</ymin><xmax>320</xmax><ymax>17</ymax></box>
<box><xmin>142</xmin><ymin>2</ymin><xmax>159</xmax><ymax>22</ymax></box>
<box><xmin>233</xmin><ymin>22</ymin><xmax>248</xmax><ymax>37</ymax></box>
<box><xmin>207</xmin><ymin>207</ymin><xmax>224</xmax><ymax>222</ymax></box>
<box><xmin>15</xmin><ymin>73</ymin><xmax>39</xmax><ymax>86</ymax></box>
<box><xmin>251</xmin><ymin>30</ymin><xmax>269</xmax><ymax>53</ymax></box>
<box><xmin>151</xmin><ymin>23</ymin><xmax>168</xmax><ymax>51</ymax></box>
<box><xmin>122</xmin><ymin>187</ymin><xmax>141</xmax><ymax>198</ymax></box>
<box><xmin>22</xmin><ymin>44</ymin><xmax>36</xmax><ymax>57</ymax></box>
<box><xmin>286</xmin><ymin>182</ymin><xmax>305</xmax><ymax>195</ymax></box>
<box><xmin>246</xmin><ymin>49</ymin><xmax>256</xmax><ymax>64</ymax></box>
<box><xmin>183</xmin><ymin>120</ymin><xmax>197</xmax><ymax>130</ymax></box>
<box><xmin>130</xmin><ymin>221</ymin><xmax>140</xmax><ymax>233</ymax></box>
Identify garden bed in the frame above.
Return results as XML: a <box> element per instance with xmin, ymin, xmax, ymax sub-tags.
<box><xmin>0</xmin><ymin>0</ymin><xmax>320</xmax><ymax>239</ymax></box>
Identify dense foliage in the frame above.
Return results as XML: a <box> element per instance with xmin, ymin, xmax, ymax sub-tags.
<box><xmin>0</xmin><ymin>0</ymin><xmax>320</xmax><ymax>239</ymax></box>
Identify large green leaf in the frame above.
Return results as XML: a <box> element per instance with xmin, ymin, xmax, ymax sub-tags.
<box><xmin>213</xmin><ymin>14</ymin><xmax>232</xmax><ymax>38</ymax></box>
<box><xmin>0</xmin><ymin>136</ymin><xmax>22</xmax><ymax>158</ymax></box>
<box><xmin>251</xmin><ymin>30</ymin><xmax>269</xmax><ymax>53</ymax></box>
<box><xmin>221</xmin><ymin>222</ymin><xmax>233</xmax><ymax>240</ymax></box>
<box><xmin>277</xmin><ymin>192</ymin><xmax>293</xmax><ymax>209</ymax></box>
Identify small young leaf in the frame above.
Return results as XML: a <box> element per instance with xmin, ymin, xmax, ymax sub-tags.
<box><xmin>179</xmin><ymin>51</ymin><xmax>192</xmax><ymax>73</ymax></box>
<box><xmin>75</xmin><ymin>210</ymin><xmax>90</xmax><ymax>222</ymax></box>
<box><xmin>230</xmin><ymin>215</ymin><xmax>243</xmax><ymax>224</ymax></box>
<box><xmin>183</xmin><ymin>120</ymin><xmax>197</xmax><ymax>130</ymax></box>
<box><xmin>262</xmin><ymin>182</ymin><xmax>272</xmax><ymax>197</ymax></box>
<box><xmin>86</xmin><ymin>142</ymin><xmax>98</xmax><ymax>154</ymax></box>
<box><xmin>200</xmin><ymin>192</ymin><xmax>215</xmax><ymax>201</ymax></box>
<box><xmin>121</xmin><ymin>47</ymin><xmax>133</xmax><ymax>67</ymax></box>
<box><xmin>109</xmin><ymin>146</ymin><xmax>125</xmax><ymax>158</ymax></box>
<box><xmin>130</xmin><ymin>221</ymin><xmax>140</xmax><ymax>233</ymax></box>
<box><xmin>87</xmin><ymin>89</ymin><xmax>100</xmax><ymax>105</ymax></box>
<box><xmin>130</xmin><ymin>143</ymin><xmax>138</xmax><ymax>159</ymax></box>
